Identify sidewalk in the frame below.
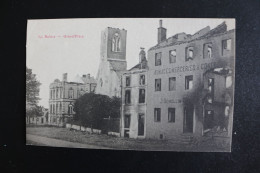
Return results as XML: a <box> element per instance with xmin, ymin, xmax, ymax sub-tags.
<box><xmin>26</xmin><ymin>134</ymin><xmax>112</xmax><ymax>149</ymax></box>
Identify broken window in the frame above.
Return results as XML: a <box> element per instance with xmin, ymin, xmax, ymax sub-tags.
<box><xmin>204</xmin><ymin>110</ymin><xmax>214</xmax><ymax>130</ymax></box>
<box><xmin>112</xmin><ymin>33</ymin><xmax>121</xmax><ymax>52</ymax></box>
<box><xmin>126</xmin><ymin>76</ymin><xmax>131</xmax><ymax>87</ymax></box>
<box><xmin>169</xmin><ymin>77</ymin><xmax>176</xmax><ymax>91</ymax></box>
<box><xmin>139</xmin><ymin>89</ymin><xmax>145</xmax><ymax>103</ymax></box>
<box><xmin>154</xmin><ymin>108</ymin><xmax>161</xmax><ymax>122</ymax></box>
<box><xmin>225</xmin><ymin>106</ymin><xmax>230</xmax><ymax>116</ymax></box>
<box><xmin>208</xmin><ymin>78</ymin><xmax>214</xmax><ymax>103</ymax></box>
<box><xmin>185</xmin><ymin>75</ymin><xmax>193</xmax><ymax>90</ymax></box>
<box><xmin>226</xmin><ymin>76</ymin><xmax>232</xmax><ymax>88</ymax></box>
<box><xmin>124</xmin><ymin>114</ymin><xmax>131</xmax><ymax>128</ymax></box>
<box><xmin>139</xmin><ymin>75</ymin><xmax>145</xmax><ymax>85</ymax></box>
<box><xmin>222</xmin><ymin>39</ymin><xmax>232</xmax><ymax>55</ymax></box>
<box><xmin>203</xmin><ymin>43</ymin><xmax>213</xmax><ymax>59</ymax></box>
<box><xmin>155</xmin><ymin>52</ymin><xmax>162</xmax><ymax>66</ymax></box>
<box><xmin>168</xmin><ymin>108</ymin><xmax>175</xmax><ymax>122</ymax></box>
<box><xmin>155</xmin><ymin>79</ymin><xmax>161</xmax><ymax>91</ymax></box>
<box><xmin>169</xmin><ymin>50</ymin><xmax>176</xmax><ymax>63</ymax></box>
<box><xmin>186</xmin><ymin>47</ymin><xmax>194</xmax><ymax>61</ymax></box>
<box><xmin>125</xmin><ymin>90</ymin><xmax>131</xmax><ymax>104</ymax></box>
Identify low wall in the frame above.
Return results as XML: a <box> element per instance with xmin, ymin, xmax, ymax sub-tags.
<box><xmin>108</xmin><ymin>131</ymin><xmax>120</xmax><ymax>137</ymax></box>
<box><xmin>65</xmin><ymin>123</ymin><xmax>119</xmax><ymax>137</ymax></box>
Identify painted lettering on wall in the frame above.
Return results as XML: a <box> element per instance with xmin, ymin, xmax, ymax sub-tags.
<box><xmin>160</xmin><ymin>98</ymin><xmax>182</xmax><ymax>104</ymax></box>
<box><xmin>154</xmin><ymin>62</ymin><xmax>217</xmax><ymax>75</ymax></box>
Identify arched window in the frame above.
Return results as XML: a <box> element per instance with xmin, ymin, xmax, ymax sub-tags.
<box><xmin>112</xmin><ymin>33</ymin><xmax>121</xmax><ymax>52</ymax></box>
<box><xmin>68</xmin><ymin>104</ymin><xmax>73</xmax><ymax>114</ymax></box>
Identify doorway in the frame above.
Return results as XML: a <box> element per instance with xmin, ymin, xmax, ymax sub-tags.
<box><xmin>183</xmin><ymin>105</ymin><xmax>194</xmax><ymax>133</ymax></box>
<box><xmin>138</xmin><ymin>114</ymin><xmax>144</xmax><ymax>136</ymax></box>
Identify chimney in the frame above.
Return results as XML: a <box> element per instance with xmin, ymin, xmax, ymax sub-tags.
<box><xmin>139</xmin><ymin>47</ymin><xmax>147</xmax><ymax>69</ymax></box>
<box><xmin>62</xmin><ymin>73</ymin><xmax>67</xmax><ymax>82</ymax></box>
<box><xmin>158</xmin><ymin>20</ymin><xmax>167</xmax><ymax>44</ymax></box>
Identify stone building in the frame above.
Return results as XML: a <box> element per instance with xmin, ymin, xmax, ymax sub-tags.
<box><xmin>95</xmin><ymin>27</ymin><xmax>127</xmax><ymax>98</ymax></box>
<box><xmin>145</xmin><ymin>20</ymin><xmax>235</xmax><ymax>140</ymax></box>
<box><xmin>121</xmin><ymin>48</ymin><xmax>148</xmax><ymax>138</ymax></box>
<box><xmin>49</xmin><ymin>73</ymin><xmax>97</xmax><ymax>126</ymax></box>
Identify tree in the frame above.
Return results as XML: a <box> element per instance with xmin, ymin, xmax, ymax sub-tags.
<box><xmin>26</xmin><ymin>67</ymin><xmax>41</xmax><ymax>105</ymax></box>
<box><xmin>26</xmin><ymin>67</ymin><xmax>41</xmax><ymax>119</ymax></box>
<box><xmin>27</xmin><ymin>105</ymin><xmax>44</xmax><ymax>117</ymax></box>
<box><xmin>73</xmin><ymin>93</ymin><xmax>121</xmax><ymax>129</ymax></box>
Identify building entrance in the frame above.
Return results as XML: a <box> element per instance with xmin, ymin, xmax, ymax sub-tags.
<box><xmin>138</xmin><ymin>114</ymin><xmax>144</xmax><ymax>136</ymax></box>
<box><xmin>183</xmin><ymin>105</ymin><xmax>194</xmax><ymax>133</ymax></box>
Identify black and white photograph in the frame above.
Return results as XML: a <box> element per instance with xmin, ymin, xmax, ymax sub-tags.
<box><xmin>26</xmin><ymin>18</ymin><xmax>235</xmax><ymax>152</ymax></box>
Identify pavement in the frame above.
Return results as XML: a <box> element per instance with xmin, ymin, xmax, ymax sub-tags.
<box><xmin>26</xmin><ymin>134</ymin><xmax>112</xmax><ymax>149</ymax></box>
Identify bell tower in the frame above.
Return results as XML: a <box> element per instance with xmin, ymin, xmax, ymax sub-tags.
<box><xmin>100</xmin><ymin>27</ymin><xmax>127</xmax><ymax>70</ymax></box>
<box><xmin>96</xmin><ymin>27</ymin><xmax>127</xmax><ymax>97</ymax></box>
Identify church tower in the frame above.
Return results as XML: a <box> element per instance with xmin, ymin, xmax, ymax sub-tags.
<box><xmin>100</xmin><ymin>27</ymin><xmax>127</xmax><ymax>70</ymax></box>
<box><xmin>96</xmin><ymin>27</ymin><xmax>127</xmax><ymax>97</ymax></box>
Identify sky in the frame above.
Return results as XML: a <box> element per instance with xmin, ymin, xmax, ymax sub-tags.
<box><xmin>26</xmin><ymin>18</ymin><xmax>235</xmax><ymax>108</ymax></box>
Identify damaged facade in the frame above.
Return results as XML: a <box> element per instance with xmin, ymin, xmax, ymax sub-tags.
<box><xmin>49</xmin><ymin>73</ymin><xmax>97</xmax><ymax>126</ymax></box>
<box><xmin>95</xmin><ymin>27</ymin><xmax>127</xmax><ymax>97</ymax></box>
<box><xmin>145</xmin><ymin>20</ymin><xmax>235</xmax><ymax>139</ymax></box>
<box><xmin>121</xmin><ymin>48</ymin><xmax>148</xmax><ymax>138</ymax></box>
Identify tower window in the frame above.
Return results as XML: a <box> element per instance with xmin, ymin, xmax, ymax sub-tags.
<box><xmin>169</xmin><ymin>50</ymin><xmax>176</xmax><ymax>63</ymax></box>
<box><xmin>155</xmin><ymin>52</ymin><xmax>162</xmax><ymax>66</ymax></box>
<box><xmin>112</xmin><ymin>33</ymin><xmax>121</xmax><ymax>52</ymax></box>
<box><xmin>185</xmin><ymin>75</ymin><xmax>193</xmax><ymax>90</ymax></box>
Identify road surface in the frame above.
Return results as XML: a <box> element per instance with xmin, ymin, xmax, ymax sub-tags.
<box><xmin>26</xmin><ymin>134</ymin><xmax>112</xmax><ymax>149</ymax></box>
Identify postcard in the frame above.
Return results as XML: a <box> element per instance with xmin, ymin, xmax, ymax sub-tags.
<box><xmin>26</xmin><ymin>18</ymin><xmax>235</xmax><ymax>151</ymax></box>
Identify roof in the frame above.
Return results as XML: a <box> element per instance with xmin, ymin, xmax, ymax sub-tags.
<box><xmin>81</xmin><ymin>76</ymin><xmax>97</xmax><ymax>84</ymax></box>
<box><xmin>149</xmin><ymin>22</ymin><xmax>234</xmax><ymax>51</ymax></box>
<box><xmin>129</xmin><ymin>61</ymin><xmax>148</xmax><ymax>71</ymax></box>
<box><xmin>71</xmin><ymin>74</ymin><xmax>85</xmax><ymax>84</ymax></box>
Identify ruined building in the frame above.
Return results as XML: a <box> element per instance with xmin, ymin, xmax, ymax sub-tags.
<box><xmin>120</xmin><ymin>20</ymin><xmax>235</xmax><ymax>140</ymax></box>
<box><xmin>121</xmin><ymin>48</ymin><xmax>148</xmax><ymax>138</ymax></box>
<box><xmin>95</xmin><ymin>27</ymin><xmax>127</xmax><ymax>97</ymax></box>
<box><xmin>49</xmin><ymin>73</ymin><xmax>97</xmax><ymax>126</ymax></box>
